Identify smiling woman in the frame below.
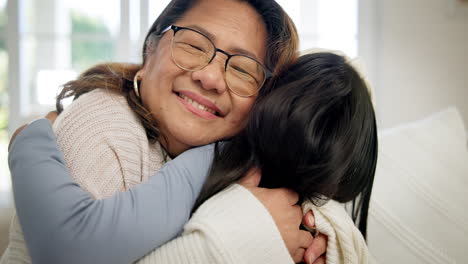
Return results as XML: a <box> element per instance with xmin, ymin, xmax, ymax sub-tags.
<box><xmin>136</xmin><ymin>0</ymin><xmax>268</xmax><ymax>156</ymax></box>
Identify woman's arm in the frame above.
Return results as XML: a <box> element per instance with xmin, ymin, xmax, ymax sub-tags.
<box><xmin>9</xmin><ymin>119</ymin><xmax>214</xmax><ymax>264</ymax></box>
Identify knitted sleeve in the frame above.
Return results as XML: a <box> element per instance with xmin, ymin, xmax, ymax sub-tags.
<box><xmin>136</xmin><ymin>184</ymin><xmax>294</xmax><ymax>264</ymax></box>
<box><xmin>302</xmin><ymin>200</ymin><xmax>370</xmax><ymax>264</ymax></box>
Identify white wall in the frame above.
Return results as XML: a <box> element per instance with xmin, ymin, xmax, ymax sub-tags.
<box><xmin>360</xmin><ymin>0</ymin><xmax>468</xmax><ymax>129</ymax></box>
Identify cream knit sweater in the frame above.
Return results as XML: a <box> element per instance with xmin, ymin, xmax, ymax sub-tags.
<box><xmin>1</xmin><ymin>89</ymin><xmax>369</xmax><ymax>264</ymax></box>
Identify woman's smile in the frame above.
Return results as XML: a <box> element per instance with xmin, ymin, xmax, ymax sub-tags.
<box><xmin>175</xmin><ymin>90</ymin><xmax>222</xmax><ymax>120</ymax></box>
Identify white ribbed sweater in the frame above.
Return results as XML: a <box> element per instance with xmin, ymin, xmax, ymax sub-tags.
<box><xmin>1</xmin><ymin>89</ymin><xmax>369</xmax><ymax>264</ymax></box>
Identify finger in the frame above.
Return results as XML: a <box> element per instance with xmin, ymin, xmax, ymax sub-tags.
<box><xmin>292</xmin><ymin>247</ymin><xmax>305</xmax><ymax>263</ymax></box>
<box><xmin>298</xmin><ymin>230</ymin><xmax>314</xmax><ymax>249</ymax></box>
<box><xmin>303</xmin><ymin>210</ymin><xmax>315</xmax><ymax>228</ymax></box>
<box><xmin>238</xmin><ymin>167</ymin><xmax>261</xmax><ymax>187</ymax></box>
<box><xmin>312</xmin><ymin>255</ymin><xmax>326</xmax><ymax>264</ymax></box>
<box><xmin>304</xmin><ymin>234</ymin><xmax>327</xmax><ymax>264</ymax></box>
<box><xmin>293</xmin><ymin>204</ymin><xmax>306</xmax><ymax>227</ymax></box>
<box><xmin>8</xmin><ymin>124</ymin><xmax>28</xmax><ymax>152</ymax></box>
<box><xmin>45</xmin><ymin>111</ymin><xmax>59</xmax><ymax>124</ymax></box>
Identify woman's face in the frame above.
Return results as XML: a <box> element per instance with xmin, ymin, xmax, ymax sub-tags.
<box><xmin>139</xmin><ymin>0</ymin><xmax>267</xmax><ymax>156</ymax></box>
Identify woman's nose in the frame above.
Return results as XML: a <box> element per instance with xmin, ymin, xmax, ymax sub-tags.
<box><xmin>191</xmin><ymin>57</ymin><xmax>228</xmax><ymax>94</ymax></box>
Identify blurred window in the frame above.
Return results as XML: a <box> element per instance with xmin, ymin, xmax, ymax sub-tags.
<box><xmin>0</xmin><ymin>0</ymin><xmax>8</xmax><ymax>192</ymax></box>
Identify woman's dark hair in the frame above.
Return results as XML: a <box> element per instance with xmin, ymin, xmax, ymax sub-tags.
<box><xmin>56</xmin><ymin>0</ymin><xmax>298</xmax><ymax>143</ymax></box>
<box><xmin>193</xmin><ymin>52</ymin><xmax>378</xmax><ymax>238</ymax></box>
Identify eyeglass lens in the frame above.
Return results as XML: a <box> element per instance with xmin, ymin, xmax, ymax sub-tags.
<box><xmin>171</xmin><ymin>28</ymin><xmax>266</xmax><ymax>97</ymax></box>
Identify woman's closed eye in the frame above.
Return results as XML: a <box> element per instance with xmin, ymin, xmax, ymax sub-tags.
<box><xmin>230</xmin><ymin>65</ymin><xmax>259</xmax><ymax>84</ymax></box>
<box><xmin>175</xmin><ymin>42</ymin><xmax>209</xmax><ymax>54</ymax></box>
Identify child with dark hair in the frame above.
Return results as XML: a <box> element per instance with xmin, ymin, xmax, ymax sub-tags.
<box><xmin>191</xmin><ymin>52</ymin><xmax>377</xmax><ymax>263</ymax></box>
<box><xmin>195</xmin><ymin>52</ymin><xmax>378</xmax><ymax>238</ymax></box>
<box><xmin>7</xmin><ymin>52</ymin><xmax>376</xmax><ymax>263</ymax></box>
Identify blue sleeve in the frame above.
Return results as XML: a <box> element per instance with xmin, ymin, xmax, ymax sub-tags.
<box><xmin>8</xmin><ymin>119</ymin><xmax>214</xmax><ymax>264</ymax></box>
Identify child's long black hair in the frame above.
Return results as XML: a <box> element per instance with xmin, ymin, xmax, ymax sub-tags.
<box><xmin>192</xmin><ymin>52</ymin><xmax>378</xmax><ymax>238</ymax></box>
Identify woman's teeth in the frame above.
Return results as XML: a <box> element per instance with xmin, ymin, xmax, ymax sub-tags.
<box><xmin>179</xmin><ymin>94</ymin><xmax>217</xmax><ymax>115</ymax></box>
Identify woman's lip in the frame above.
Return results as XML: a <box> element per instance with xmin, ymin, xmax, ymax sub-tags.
<box><xmin>176</xmin><ymin>90</ymin><xmax>224</xmax><ymax>116</ymax></box>
<box><xmin>176</xmin><ymin>95</ymin><xmax>220</xmax><ymax>120</ymax></box>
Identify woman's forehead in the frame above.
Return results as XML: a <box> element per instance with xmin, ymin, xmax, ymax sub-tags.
<box><xmin>175</xmin><ymin>0</ymin><xmax>267</xmax><ymax>62</ymax></box>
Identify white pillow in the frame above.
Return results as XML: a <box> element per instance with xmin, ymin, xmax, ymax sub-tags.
<box><xmin>368</xmin><ymin>107</ymin><xmax>468</xmax><ymax>263</ymax></box>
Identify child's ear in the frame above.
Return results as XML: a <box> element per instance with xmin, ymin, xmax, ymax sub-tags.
<box><xmin>238</xmin><ymin>167</ymin><xmax>262</xmax><ymax>188</ymax></box>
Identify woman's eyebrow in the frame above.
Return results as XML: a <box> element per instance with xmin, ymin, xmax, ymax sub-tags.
<box><xmin>186</xmin><ymin>24</ymin><xmax>216</xmax><ymax>40</ymax></box>
<box><xmin>186</xmin><ymin>24</ymin><xmax>261</xmax><ymax>61</ymax></box>
<box><xmin>229</xmin><ymin>47</ymin><xmax>259</xmax><ymax>61</ymax></box>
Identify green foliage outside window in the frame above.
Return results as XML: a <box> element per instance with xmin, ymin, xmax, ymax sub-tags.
<box><xmin>0</xmin><ymin>10</ymin><xmax>5</xmax><ymax>50</ymax></box>
<box><xmin>71</xmin><ymin>10</ymin><xmax>115</xmax><ymax>71</ymax></box>
<box><xmin>0</xmin><ymin>8</ymin><xmax>7</xmax><ymax>141</ymax></box>
<box><xmin>0</xmin><ymin>10</ymin><xmax>115</xmax><ymax>139</ymax></box>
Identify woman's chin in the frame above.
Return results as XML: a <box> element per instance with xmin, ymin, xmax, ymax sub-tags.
<box><xmin>161</xmin><ymin>127</ymin><xmax>218</xmax><ymax>156</ymax></box>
